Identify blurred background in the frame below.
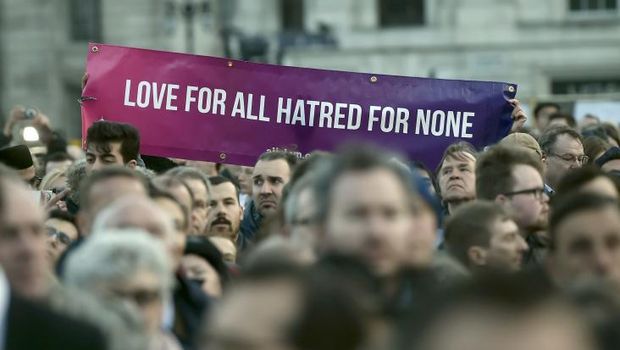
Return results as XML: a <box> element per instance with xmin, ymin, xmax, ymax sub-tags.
<box><xmin>1</xmin><ymin>0</ymin><xmax>619</xmax><ymax>144</ymax></box>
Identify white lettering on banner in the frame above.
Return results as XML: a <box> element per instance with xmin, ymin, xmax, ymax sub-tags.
<box><xmin>414</xmin><ymin>109</ymin><xmax>474</xmax><ymax>138</ymax></box>
<box><xmin>275</xmin><ymin>98</ymin><xmax>362</xmax><ymax>130</ymax></box>
<box><xmin>124</xmin><ymin>80</ymin><xmax>180</xmax><ymax>111</ymax></box>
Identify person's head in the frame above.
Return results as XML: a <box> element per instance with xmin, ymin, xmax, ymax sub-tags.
<box><xmin>539</xmin><ymin>126</ymin><xmax>586</xmax><ymax>189</ymax></box>
<box><xmin>555</xmin><ymin>166</ymin><xmax>619</xmax><ymax>200</ymax></box>
<box><xmin>252</xmin><ymin>151</ymin><xmax>298</xmax><ymax>217</ymax></box>
<box><xmin>548</xmin><ymin>112</ymin><xmax>577</xmax><ymax>129</ymax></box>
<box><xmin>166</xmin><ymin>166</ymin><xmax>211</xmax><ymax>235</ymax></box>
<box><xmin>209</xmin><ymin>236</ymin><xmax>237</xmax><ymax>263</ymax></box>
<box><xmin>85</xmin><ymin>121</ymin><xmax>140</xmax><ymax>172</ymax></box>
<box><xmin>45</xmin><ymin>209</ymin><xmax>79</xmax><ymax>266</ymax></box>
<box><xmin>595</xmin><ymin>147</ymin><xmax>620</xmax><ymax>173</ymax></box>
<box><xmin>0</xmin><ymin>145</ymin><xmax>38</xmax><ymax>188</ymax></box>
<box><xmin>66</xmin><ymin>158</ymin><xmax>87</xmax><ymax>205</ymax></box>
<box><xmin>548</xmin><ymin>193</ymin><xmax>620</xmax><ymax>294</ymax></box>
<box><xmin>182</xmin><ymin>236</ymin><xmax>231</xmax><ymax>298</ymax></box>
<box><xmin>39</xmin><ymin>167</ymin><xmax>67</xmax><ymax>193</ymax></box>
<box><xmin>476</xmin><ymin>145</ymin><xmax>549</xmax><ymax>233</ymax></box>
<box><xmin>445</xmin><ymin>201</ymin><xmax>527</xmax><ymax>272</ymax></box>
<box><xmin>533</xmin><ymin>102</ymin><xmax>560</xmax><ymax>131</ymax></box>
<box><xmin>44</xmin><ymin>152</ymin><xmax>73</xmax><ymax>175</ymax></box>
<box><xmin>152</xmin><ymin>175</ymin><xmax>194</xmax><ymax>232</ymax></box>
<box><xmin>314</xmin><ymin>145</ymin><xmax>415</xmax><ymax>278</ymax></box>
<box><xmin>237</xmin><ymin>166</ymin><xmax>254</xmax><ymax>196</ymax></box>
<box><xmin>284</xmin><ymin>171</ymin><xmax>321</xmax><ymax>252</ymax></box>
<box><xmin>0</xmin><ymin>165</ymin><xmax>49</xmax><ymax>298</ymax></box>
<box><xmin>150</xmin><ymin>187</ymin><xmax>189</xmax><ymax>236</ymax></box>
<box><xmin>436</xmin><ymin>142</ymin><xmax>477</xmax><ymax>210</ymax></box>
<box><xmin>583</xmin><ymin>136</ymin><xmax>611</xmax><ymax>165</ymax></box>
<box><xmin>498</xmin><ymin>132</ymin><xmax>543</xmax><ymax>161</ymax></box>
<box><xmin>78</xmin><ymin>166</ymin><xmax>149</xmax><ymax>235</ymax></box>
<box><xmin>64</xmin><ymin>230</ymin><xmax>172</xmax><ymax>335</ymax></box>
<box><xmin>206</xmin><ymin>176</ymin><xmax>243</xmax><ymax>241</ymax></box>
<box><xmin>410</xmin><ymin>160</ymin><xmax>438</xmax><ymax>195</ymax></box>
<box><xmin>601</xmin><ymin>122</ymin><xmax>620</xmax><ymax>147</ymax></box>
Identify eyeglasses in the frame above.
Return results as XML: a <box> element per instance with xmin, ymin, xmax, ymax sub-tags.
<box><xmin>502</xmin><ymin>187</ymin><xmax>546</xmax><ymax>200</ymax></box>
<box><xmin>549</xmin><ymin>153</ymin><xmax>589</xmax><ymax>165</ymax></box>
<box><xmin>46</xmin><ymin>227</ymin><xmax>73</xmax><ymax>245</ymax></box>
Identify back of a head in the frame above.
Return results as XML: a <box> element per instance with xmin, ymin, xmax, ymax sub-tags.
<box><xmin>79</xmin><ymin>166</ymin><xmax>148</xmax><ymax>212</ymax></box>
<box><xmin>549</xmin><ymin>112</ymin><xmax>577</xmax><ymax>128</ymax></box>
<box><xmin>86</xmin><ymin>121</ymin><xmax>140</xmax><ymax>163</ymax></box>
<box><xmin>476</xmin><ymin>145</ymin><xmax>543</xmax><ymax>200</ymax></box>
<box><xmin>166</xmin><ymin>166</ymin><xmax>211</xmax><ymax>191</ymax></box>
<box><xmin>584</xmin><ymin>136</ymin><xmax>612</xmax><ymax>165</ymax></box>
<box><xmin>555</xmin><ymin>166</ymin><xmax>618</xmax><ymax>200</ymax></box>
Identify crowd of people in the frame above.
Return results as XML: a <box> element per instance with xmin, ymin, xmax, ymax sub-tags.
<box><xmin>1</xmin><ymin>99</ymin><xmax>620</xmax><ymax>350</ymax></box>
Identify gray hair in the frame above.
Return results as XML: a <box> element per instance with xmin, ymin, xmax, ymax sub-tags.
<box><xmin>166</xmin><ymin>166</ymin><xmax>212</xmax><ymax>196</ymax></box>
<box><xmin>64</xmin><ymin>229</ymin><xmax>173</xmax><ymax>297</ymax></box>
<box><xmin>66</xmin><ymin>158</ymin><xmax>87</xmax><ymax>204</ymax></box>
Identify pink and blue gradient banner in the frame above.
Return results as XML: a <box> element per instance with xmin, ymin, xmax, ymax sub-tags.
<box><xmin>81</xmin><ymin>43</ymin><xmax>516</xmax><ymax>168</ymax></box>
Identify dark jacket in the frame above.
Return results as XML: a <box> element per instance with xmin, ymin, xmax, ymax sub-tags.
<box><xmin>173</xmin><ymin>273</ymin><xmax>210</xmax><ymax>350</ymax></box>
<box><xmin>6</xmin><ymin>292</ymin><xmax>107</xmax><ymax>350</ymax></box>
<box><xmin>238</xmin><ymin>199</ymin><xmax>262</xmax><ymax>251</ymax></box>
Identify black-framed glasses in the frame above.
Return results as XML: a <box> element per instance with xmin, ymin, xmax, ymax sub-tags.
<box><xmin>549</xmin><ymin>152</ymin><xmax>589</xmax><ymax>165</ymax></box>
<box><xmin>46</xmin><ymin>227</ymin><xmax>73</xmax><ymax>245</ymax></box>
<box><xmin>503</xmin><ymin>187</ymin><xmax>546</xmax><ymax>200</ymax></box>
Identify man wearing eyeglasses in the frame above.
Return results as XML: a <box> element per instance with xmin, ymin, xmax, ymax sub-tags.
<box><xmin>539</xmin><ymin>126</ymin><xmax>587</xmax><ymax>192</ymax></box>
<box><xmin>476</xmin><ymin>145</ymin><xmax>550</xmax><ymax>267</ymax></box>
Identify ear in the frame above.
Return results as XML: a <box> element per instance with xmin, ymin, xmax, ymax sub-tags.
<box><xmin>468</xmin><ymin>246</ymin><xmax>487</xmax><ymax>267</ymax></box>
<box><xmin>126</xmin><ymin>159</ymin><xmax>138</xmax><ymax>169</ymax></box>
<box><xmin>541</xmin><ymin>154</ymin><xmax>547</xmax><ymax>164</ymax></box>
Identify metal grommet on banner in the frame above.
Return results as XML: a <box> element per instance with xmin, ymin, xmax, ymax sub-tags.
<box><xmin>227</xmin><ymin>61</ymin><xmax>233</xmax><ymax>67</ymax></box>
<box><xmin>507</xmin><ymin>85</ymin><xmax>515</xmax><ymax>93</ymax></box>
<box><xmin>370</xmin><ymin>76</ymin><xmax>378</xmax><ymax>83</ymax></box>
<box><xmin>91</xmin><ymin>46</ymin><xmax>99</xmax><ymax>53</ymax></box>
<box><xmin>219</xmin><ymin>152</ymin><xmax>227</xmax><ymax>160</ymax></box>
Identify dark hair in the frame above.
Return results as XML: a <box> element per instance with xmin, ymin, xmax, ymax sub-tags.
<box><xmin>436</xmin><ymin>141</ymin><xmax>478</xmax><ymax>174</ymax></box>
<box><xmin>208</xmin><ymin>175</ymin><xmax>240</xmax><ymax>202</ymax></box>
<box><xmin>445</xmin><ymin>201</ymin><xmax>509</xmax><ymax>267</ymax></box>
<box><xmin>149</xmin><ymin>185</ymin><xmax>189</xmax><ymax>231</ymax></box>
<box><xmin>549</xmin><ymin>193</ymin><xmax>618</xmax><ymax>250</ymax></box>
<box><xmin>79</xmin><ymin>166</ymin><xmax>148</xmax><ymax>211</ymax></box>
<box><xmin>218</xmin><ymin>168</ymin><xmax>241</xmax><ymax>194</ymax></box>
<box><xmin>555</xmin><ymin>166</ymin><xmax>619</xmax><ymax>200</ymax></box>
<box><xmin>602</xmin><ymin>123</ymin><xmax>620</xmax><ymax>147</ymax></box>
<box><xmin>476</xmin><ymin>145</ymin><xmax>543</xmax><ymax>200</ymax></box>
<box><xmin>539</xmin><ymin>126</ymin><xmax>583</xmax><ymax>155</ymax></box>
<box><xmin>45</xmin><ymin>152</ymin><xmax>72</xmax><ymax>164</ymax></box>
<box><xmin>185</xmin><ymin>235</ymin><xmax>230</xmax><ymax>285</ymax></box>
<box><xmin>548</xmin><ymin>112</ymin><xmax>577</xmax><ymax>128</ymax></box>
<box><xmin>313</xmin><ymin>144</ymin><xmax>413</xmax><ymax>224</ymax></box>
<box><xmin>257</xmin><ymin>150</ymin><xmax>299</xmax><ymax>171</ymax></box>
<box><xmin>86</xmin><ymin>121</ymin><xmax>140</xmax><ymax>163</ymax></box>
<box><xmin>533</xmin><ymin>102</ymin><xmax>560</xmax><ymax>119</ymax></box>
<box><xmin>584</xmin><ymin>136</ymin><xmax>612</xmax><ymax>165</ymax></box>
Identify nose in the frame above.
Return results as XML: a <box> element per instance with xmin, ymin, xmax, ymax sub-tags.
<box><xmin>517</xmin><ymin>235</ymin><xmax>529</xmax><ymax>252</ymax></box>
<box><xmin>259</xmin><ymin>181</ymin><xmax>272</xmax><ymax>194</ymax></box>
<box><xmin>91</xmin><ymin>159</ymin><xmax>104</xmax><ymax>171</ymax></box>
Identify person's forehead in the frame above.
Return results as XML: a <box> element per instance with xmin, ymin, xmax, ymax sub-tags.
<box><xmin>253</xmin><ymin>159</ymin><xmax>290</xmax><ymax>177</ymax></box>
<box><xmin>556</xmin><ymin>207</ymin><xmax>620</xmax><ymax>241</ymax></box>
<box><xmin>441</xmin><ymin>153</ymin><xmax>476</xmax><ymax>168</ymax></box>
<box><xmin>87</xmin><ymin>141</ymin><xmax>122</xmax><ymax>154</ymax></box>
<box><xmin>2</xmin><ymin>184</ymin><xmax>44</xmax><ymax>221</ymax></box>
<box><xmin>184</xmin><ymin>178</ymin><xmax>208</xmax><ymax>196</ymax></box>
<box><xmin>211</xmin><ymin>182</ymin><xmax>237</xmax><ymax>199</ymax></box>
<box><xmin>552</xmin><ymin>134</ymin><xmax>583</xmax><ymax>152</ymax></box>
<box><xmin>511</xmin><ymin>164</ymin><xmax>543</xmax><ymax>187</ymax></box>
<box><xmin>492</xmin><ymin>218</ymin><xmax>519</xmax><ymax>236</ymax></box>
<box><xmin>331</xmin><ymin>168</ymin><xmax>408</xmax><ymax>204</ymax></box>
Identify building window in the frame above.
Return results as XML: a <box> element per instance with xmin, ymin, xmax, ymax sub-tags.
<box><xmin>569</xmin><ymin>0</ymin><xmax>618</xmax><ymax>11</ymax></box>
<box><xmin>552</xmin><ymin>78</ymin><xmax>620</xmax><ymax>95</ymax></box>
<box><xmin>70</xmin><ymin>0</ymin><xmax>102</xmax><ymax>41</ymax></box>
<box><xmin>280</xmin><ymin>0</ymin><xmax>304</xmax><ymax>32</ymax></box>
<box><xmin>379</xmin><ymin>0</ymin><xmax>425</xmax><ymax>27</ymax></box>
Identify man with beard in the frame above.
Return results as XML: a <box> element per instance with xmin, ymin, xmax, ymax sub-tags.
<box><xmin>239</xmin><ymin>151</ymin><xmax>298</xmax><ymax>250</ymax></box>
<box><xmin>205</xmin><ymin>176</ymin><xmax>243</xmax><ymax>242</ymax></box>
<box><xmin>436</xmin><ymin>142</ymin><xmax>478</xmax><ymax>215</ymax></box>
<box><xmin>476</xmin><ymin>145</ymin><xmax>550</xmax><ymax>267</ymax></box>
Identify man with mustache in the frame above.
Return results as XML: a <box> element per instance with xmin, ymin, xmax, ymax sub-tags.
<box><xmin>205</xmin><ymin>176</ymin><xmax>243</xmax><ymax>243</ymax></box>
<box><xmin>238</xmin><ymin>151</ymin><xmax>298</xmax><ymax>250</ymax></box>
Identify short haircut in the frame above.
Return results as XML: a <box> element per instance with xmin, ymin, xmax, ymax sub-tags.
<box><xmin>539</xmin><ymin>126</ymin><xmax>583</xmax><ymax>155</ymax></box>
<box><xmin>554</xmin><ymin>166</ymin><xmax>619</xmax><ymax>200</ymax></box>
<box><xmin>257</xmin><ymin>150</ymin><xmax>299</xmax><ymax>171</ymax></box>
<box><xmin>602</xmin><ymin>122</ymin><xmax>620</xmax><ymax>146</ymax></box>
<box><xmin>86</xmin><ymin>121</ymin><xmax>140</xmax><ymax>163</ymax></box>
<box><xmin>533</xmin><ymin>102</ymin><xmax>560</xmax><ymax>119</ymax></box>
<box><xmin>48</xmin><ymin>209</ymin><xmax>76</xmax><ymax>226</ymax></box>
<box><xmin>165</xmin><ymin>166</ymin><xmax>211</xmax><ymax>195</ymax></box>
<box><xmin>476</xmin><ymin>145</ymin><xmax>544</xmax><ymax>200</ymax></box>
<box><xmin>313</xmin><ymin>144</ymin><xmax>413</xmax><ymax>224</ymax></box>
<box><xmin>208</xmin><ymin>175</ymin><xmax>239</xmax><ymax>202</ymax></box>
<box><xmin>445</xmin><ymin>201</ymin><xmax>509</xmax><ymax>267</ymax></box>
<box><xmin>549</xmin><ymin>193</ymin><xmax>618</xmax><ymax>250</ymax></box>
<box><xmin>79</xmin><ymin>166</ymin><xmax>148</xmax><ymax>212</ymax></box>
<box><xmin>289</xmin><ymin>151</ymin><xmax>332</xmax><ymax>187</ymax></box>
<box><xmin>152</xmin><ymin>174</ymin><xmax>194</xmax><ymax>205</ymax></box>
<box><xmin>548</xmin><ymin>112</ymin><xmax>576</xmax><ymax>128</ymax></box>
<box><xmin>284</xmin><ymin>171</ymin><xmax>320</xmax><ymax>225</ymax></box>
<box><xmin>583</xmin><ymin>136</ymin><xmax>611</xmax><ymax>165</ymax></box>
<box><xmin>66</xmin><ymin>159</ymin><xmax>88</xmax><ymax>204</ymax></box>
<box><xmin>149</xmin><ymin>185</ymin><xmax>189</xmax><ymax>231</ymax></box>
<box><xmin>436</xmin><ymin>141</ymin><xmax>478</xmax><ymax>174</ymax></box>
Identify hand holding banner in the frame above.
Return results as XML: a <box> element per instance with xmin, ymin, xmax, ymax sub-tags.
<box><xmin>81</xmin><ymin>43</ymin><xmax>516</xmax><ymax>168</ymax></box>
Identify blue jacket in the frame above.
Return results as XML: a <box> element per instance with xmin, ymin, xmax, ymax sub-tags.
<box><xmin>238</xmin><ymin>199</ymin><xmax>263</xmax><ymax>251</ymax></box>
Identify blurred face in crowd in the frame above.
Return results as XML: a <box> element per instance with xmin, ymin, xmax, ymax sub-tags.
<box><xmin>106</xmin><ymin>269</ymin><xmax>164</xmax><ymax>335</ymax></box>
<box><xmin>46</xmin><ymin>159</ymin><xmax>72</xmax><ymax>175</ymax></box>
<box><xmin>86</xmin><ymin>141</ymin><xmax>135</xmax><ymax>172</ymax></box>
<box><xmin>181</xmin><ymin>254</ymin><xmax>222</xmax><ymax>298</ymax></box>
<box><xmin>184</xmin><ymin>179</ymin><xmax>209</xmax><ymax>235</ymax></box>
<box><xmin>416</xmin><ymin>168</ymin><xmax>436</xmax><ymax>195</ymax></box>
<box><xmin>154</xmin><ymin>196</ymin><xmax>188</xmax><ymax>236</ymax></box>
<box><xmin>536</xmin><ymin>105</ymin><xmax>559</xmax><ymax>131</ymax></box>
<box><xmin>548</xmin><ymin>206</ymin><xmax>620</xmax><ymax>294</ymax></box>
<box><xmin>0</xmin><ymin>180</ymin><xmax>49</xmax><ymax>298</ymax></box>
<box><xmin>252</xmin><ymin>159</ymin><xmax>291</xmax><ymax>217</ymax></box>
<box><xmin>45</xmin><ymin>217</ymin><xmax>79</xmax><ymax>265</ymax></box>
<box><xmin>579</xmin><ymin>176</ymin><xmax>619</xmax><ymax>199</ymax></box>
<box><xmin>202</xmin><ymin>279</ymin><xmax>300</xmax><ymax>350</ymax></box>
<box><xmin>472</xmin><ymin>217</ymin><xmax>528</xmax><ymax>272</ymax></box>
<box><xmin>325</xmin><ymin>168</ymin><xmax>413</xmax><ymax>277</ymax></box>
<box><xmin>238</xmin><ymin>166</ymin><xmax>254</xmax><ymax>196</ymax></box>
<box><xmin>438</xmin><ymin>153</ymin><xmax>476</xmax><ymax>204</ymax></box>
<box><xmin>288</xmin><ymin>187</ymin><xmax>320</xmax><ymax>249</ymax></box>
<box><xmin>210</xmin><ymin>236</ymin><xmax>237</xmax><ymax>263</ymax></box>
<box><xmin>206</xmin><ymin>182</ymin><xmax>243</xmax><ymax>241</ymax></box>
<box><xmin>500</xmin><ymin>164</ymin><xmax>549</xmax><ymax>233</ymax></box>
<box><xmin>544</xmin><ymin>134</ymin><xmax>585</xmax><ymax>188</ymax></box>
<box><xmin>402</xmin><ymin>202</ymin><xmax>437</xmax><ymax>268</ymax></box>
<box><xmin>20</xmin><ymin>166</ymin><xmax>37</xmax><ymax>189</ymax></box>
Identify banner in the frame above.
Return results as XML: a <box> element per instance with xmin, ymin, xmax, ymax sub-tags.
<box><xmin>81</xmin><ymin>43</ymin><xmax>516</xmax><ymax>168</ymax></box>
